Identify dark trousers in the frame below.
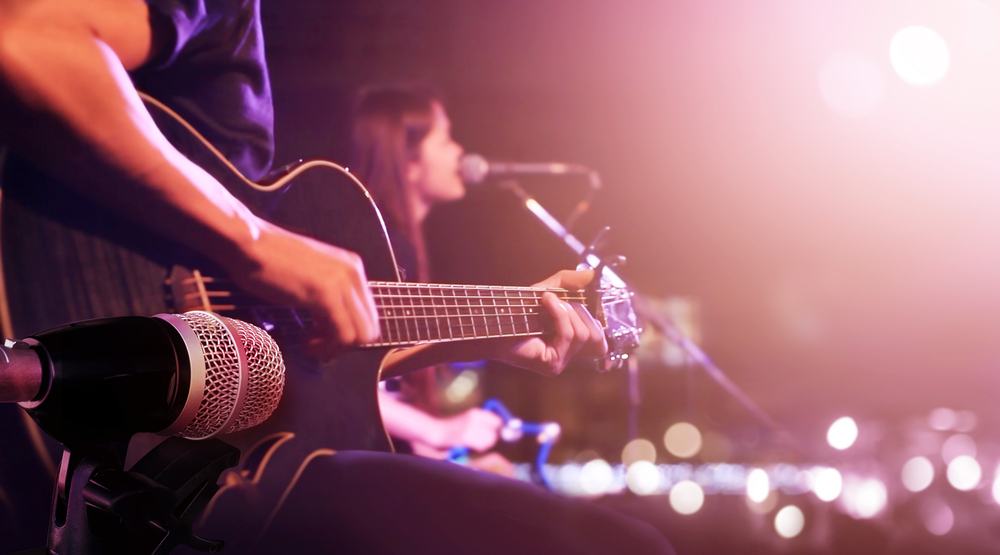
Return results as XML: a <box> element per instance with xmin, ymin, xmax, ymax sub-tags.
<box><xmin>188</xmin><ymin>447</ymin><xmax>676</xmax><ymax>555</ymax></box>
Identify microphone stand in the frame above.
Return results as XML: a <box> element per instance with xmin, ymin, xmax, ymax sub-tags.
<box><xmin>44</xmin><ymin>435</ymin><xmax>238</xmax><ymax>554</ymax></box>
<box><xmin>499</xmin><ymin>180</ymin><xmax>788</xmax><ymax>439</ymax></box>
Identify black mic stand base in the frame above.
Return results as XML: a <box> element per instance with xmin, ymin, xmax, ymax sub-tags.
<box><xmin>47</xmin><ymin>437</ymin><xmax>239</xmax><ymax>555</ymax></box>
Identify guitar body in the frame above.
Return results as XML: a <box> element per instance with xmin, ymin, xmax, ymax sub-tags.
<box><xmin>1</xmin><ymin>97</ymin><xmax>396</xmax><ymax>453</ymax></box>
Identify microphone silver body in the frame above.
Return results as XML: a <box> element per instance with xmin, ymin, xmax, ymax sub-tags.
<box><xmin>0</xmin><ymin>338</ymin><xmax>43</xmax><ymax>403</ymax></box>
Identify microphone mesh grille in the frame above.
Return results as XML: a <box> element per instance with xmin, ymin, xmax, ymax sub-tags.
<box><xmin>176</xmin><ymin>311</ymin><xmax>243</xmax><ymax>439</ymax></box>
<box><xmin>172</xmin><ymin>312</ymin><xmax>284</xmax><ymax>439</ymax></box>
<box><xmin>226</xmin><ymin>317</ymin><xmax>285</xmax><ymax>434</ymax></box>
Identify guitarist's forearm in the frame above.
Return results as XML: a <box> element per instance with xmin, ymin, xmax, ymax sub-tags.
<box><xmin>0</xmin><ymin>2</ymin><xmax>259</xmax><ymax>269</ymax></box>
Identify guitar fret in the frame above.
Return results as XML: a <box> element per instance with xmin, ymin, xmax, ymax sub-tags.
<box><xmin>466</xmin><ymin>287</ymin><xmax>477</xmax><ymax>338</ymax></box>
<box><xmin>505</xmin><ymin>291</ymin><xmax>517</xmax><ymax>335</ymax></box>
<box><xmin>490</xmin><ymin>289</ymin><xmax>502</xmax><ymax>336</ymax></box>
<box><xmin>402</xmin><ymin>284</ymin><xmax>414</xmax><ymax>343</ymax></box>
<box><xmin>431</xmin><ymin>286</ymin><xmax>443</xmax><ymax>341</ymax></box>
<box><xmin>520</xmin><ymin>290</ymin><xmax>531</xmax><ymax>334</ymax></box>
<box><xmin>445</xmin><ymin>286</ymin><xmax>456</xmax><ymax>340</ymax></box>
<box><xmin>477</xmin><ymin>287</ymin><xmax>488</xmax><ymax>338</ymax></box>
<box><xmin>385</xmin><ymin>284</ymin><xmax>397</xmax><ymax>343</ymax></box>
<box><xmin>419</xmin><ymin>286</ymin><xmax>432</xmax><ymax>341</ymax></box>
<box><xmin>412</xmin><ymin>284</ymin><xmax>425</xmax><ymax>342</ymax></box>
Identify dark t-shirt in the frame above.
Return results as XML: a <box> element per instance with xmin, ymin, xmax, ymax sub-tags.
<box><xmin>135</xmin><ymin>0</ymin><xmax>274</xmax><ymax>179</ymax></box>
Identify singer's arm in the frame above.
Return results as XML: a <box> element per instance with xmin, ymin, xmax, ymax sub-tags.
<box><xmin>0</xmin><ymin>0</ymin><xmax>378</xmax><ymax>345</ymax></box>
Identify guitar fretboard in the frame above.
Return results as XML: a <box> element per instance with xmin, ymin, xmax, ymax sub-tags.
<box><xmin>366</xmin><ymin>282</ymin><xmax>583</xmax><ymax>348</ymax></box>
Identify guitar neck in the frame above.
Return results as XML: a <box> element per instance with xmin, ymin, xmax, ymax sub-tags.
<box><xmin>364</xmin><ymin>281</ymin><xmax>584</xmax><ymax>348</ymax></box>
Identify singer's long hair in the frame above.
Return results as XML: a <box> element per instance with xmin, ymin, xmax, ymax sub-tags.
<box><xmin>350</xmin><ymin>85</ymin><xmax>443</xmax><ymax>283</ymax></box>
<box><xmin>350</xmin><ymin>84</ymin><xmax>445</xmax><ymax>412</ymax></box>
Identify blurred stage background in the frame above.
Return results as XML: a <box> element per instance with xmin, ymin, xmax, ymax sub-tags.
<box><xmin>262</xmin><ymin>1</ymin><xmax>1000</xmax><ymax>552</ymax></box>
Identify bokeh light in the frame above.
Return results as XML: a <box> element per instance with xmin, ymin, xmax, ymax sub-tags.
<box><xmin>841</xmin><ymin>478</ymin><xmax>887</xmax><ymax>519</ymax></box>
<box><xmin>901</xmin><ymin>456</ymin><xmax>935</xmax><ymax>493</ymax></box>
<box><xmin>928</xmin><ymin>408</ymin><xmax>957</xmax><ymax>431</ymax></box>
<box><xmin>890</xmin><ymin>26</ymin><xmax>950</xmax><ymax>86</ymax></box>
<box><xmin>946</xmin><ymin>455</ymin><xmax>981</xmax><ymax>491</ymax></box>
<box><xmin>663</xmin><ymin>422</ymin><xmax>703</xmax><ymax>459</ymax></box>
<box><xmin>922</xmin><ymin>500</ymin><xmax>954</xmax><ymax>536</ymax></box>
<box><xmin>991</xmin><ymin>468</ymin><xmax>1000</xmax><ymax>505</ymax></box>
<box><xmin>669</xmin><ymin>480</ymin><xmax>705</xmax><ymax>515</ymax></box>
<box><xmin>621</xmin><ymin>438</ymin><xmax>657</xmax><ymax>466</ymax></box>
<box><xmin>444</xmin><ymin>370</ymin><xmax>479</xmax><ymax>404</ymax></box>
<box><xmin>774</xmin><ymin>505</ymin><xmax>806</xmax><ymax>539</ymax></box>
<box><xmin>827</xmin><ymin>417</ymin><xmax>859</xmax><ymax>450</ymax></box>
<box><xmin>810</xmin><ymin>467</ymin><xmax>843</xmax><ymax>502</ymax></box>
<box><xmin>625</xmin><ymin>461</ymin><xmax>662</xmax><ymax>496</ymax></box>
<box><xmin>941</xmin><ymin>434</ymin><xmax>977</xmax><ymax>464</ymax></box>
<box><xmin>579</xmin><ymin>459</ymin><xmax>614</xmax><ymax>496</ymax></box>
<box><xmin>746</xmin><ymin>468</ymin><xmax>771</xmax><ymax>503</ymax></box>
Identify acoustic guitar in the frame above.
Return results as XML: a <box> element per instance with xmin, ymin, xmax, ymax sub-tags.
<box><xmin>1</xmin><ymin>93</ymin><xmax>641</xmax><ymax>458</ymax></box>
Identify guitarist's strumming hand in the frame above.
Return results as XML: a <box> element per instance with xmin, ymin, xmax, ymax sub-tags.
<box><xmin>229</xmin><ymin>219</ymin><xmax>381</xmax><ymax>353</ymax></box>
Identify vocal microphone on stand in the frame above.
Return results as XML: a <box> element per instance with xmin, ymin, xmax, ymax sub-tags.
<box><xmin>460</xmin><ymin>153</ymin><xmax>602</xmax><ymax>231</ymax></box>
<box><xmin>460</xmin><ymin>153</ymin><xmax>600</xmax><ymax>188</ymax></box>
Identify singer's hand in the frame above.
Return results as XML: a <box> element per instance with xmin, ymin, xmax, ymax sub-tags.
<box><xmin>436</xmin><ymin>408</ymin><xmax>504</xmax><ymax>452</ymax></box>
<box><xmin>228</xmin><ymin>219</ymin><xmax>379</xmax><ymax>350</ymax></box>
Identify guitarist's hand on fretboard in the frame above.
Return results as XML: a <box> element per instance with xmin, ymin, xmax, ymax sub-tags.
<box><xmin>483</xmin><ymin>269</ymin><xmax>608</xmax><ymax>375</ymax></box>
<box><xmin>380</xmin><ymin>270</ymin><xmax>607</xmax><ymax>378</ymax></box>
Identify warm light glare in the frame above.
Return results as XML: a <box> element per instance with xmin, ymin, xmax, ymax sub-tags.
<box><xmin>580</xmin><ymin>459</ymin><xmax>614</xmax><ymax>496</ymax></box>
<box><xmin>669</xmin><ymin>480</ymin><xmax>705</xmax><ymax>515</ymax></box>
<box><xmin>817</xmin><ymin>51</ymin><xmax>885</xmax><ymax>117</ymax></box>
<box><xmin>746</xmin><ymin>468</ymin><xmax>771</xmax><ymax>503</ymax></box>
<box><xmin>946</xmin><ymin>455</ymin><xmax>982</xmax><ymax>491</ymax></box>
<box><xmin>941</xmin><ymin>434</ymin><xmax>977</xmax><ymax>463</ymax></box>
<box><xmin>625</xmin><ymin>461</ymin><xmax>662</xmax><ymax>496</ymax></box>
<box><xmin>621</xmin><ymin>438</ymin><xmax>657</xmax><ymax>466</ymax></box>
<box><xmin>901</xmin><ymin>456</ymin><xmax>935</xmax><ymax>493</ymax></box>
<box><xmin>811</xmin><ymin>467</ymin><xmax>843</xmax><ymax>502</ymax></box>
<box><xmin>890</xmin><ymin>26</ymin><xmax>950</xmax><ymax>86</ymax></box>
<box><xmin>827</xmin><ymin>417</ymin><xmax>859</xmax><ymax>450</ymax></box>
<box><xmin>991</xmin><ymin>470</ymin><xmax>1000</xmax><ymax>504</ymax></box>
<box><xmin>774</xmin><ymin>505</ymin><xmax>805</xmax><ymax>539</ymax></box>
<box><xmin>664</xmin><ymin>422</ymin><xmax>703</xmax><ymax>459</ymax></box>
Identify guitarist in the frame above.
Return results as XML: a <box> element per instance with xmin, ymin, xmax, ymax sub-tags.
<box><xmin>0</xmin><ymin>1</ymin><xmax>672</xmax><ymax>553</ymax></box>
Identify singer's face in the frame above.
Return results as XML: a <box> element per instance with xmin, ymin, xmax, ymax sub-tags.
<box><xmin>409</xmin><ymin>102</ymin><xmax>465</xmax><ymax>206</ymax></box>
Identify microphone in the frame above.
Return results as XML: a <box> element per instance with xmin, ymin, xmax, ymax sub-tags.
<box><xmin>2</xmin><ymin>311</ymin><xmax>284</xmax><ymax>445</ymax></box>
<box><xmin>460</xmin><ymin>153</ymin><xmax>596</xmax><ymax>186</ymax></box>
